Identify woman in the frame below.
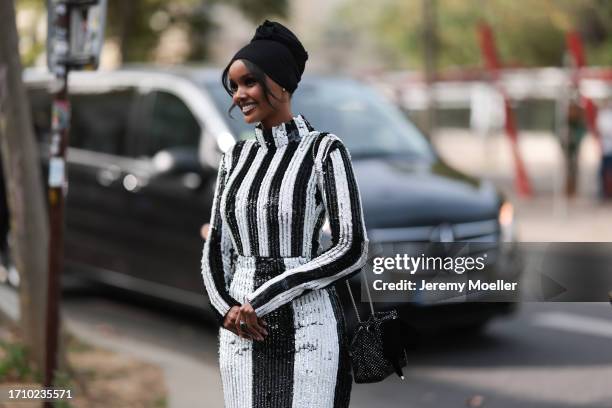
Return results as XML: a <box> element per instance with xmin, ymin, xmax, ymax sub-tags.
<box><xmin>201</xmin><ymin>20</ymin><xmax>369</xmax><ymax>408</ymax></box>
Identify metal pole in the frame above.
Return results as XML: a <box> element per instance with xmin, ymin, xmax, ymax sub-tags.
<box><xmin>422</xmin><ymin>0</ymin><xmax>437</xmax><ymax>138</ymax></box>
<box><xmin>45</xmin><ymin>0</ymin><xmax>70</xmax><ymax>399</ymax></box>
<box><xmin>554</xmin><ymin>53</ymin><xmax>570</xmax><ymax>217</ymax></box>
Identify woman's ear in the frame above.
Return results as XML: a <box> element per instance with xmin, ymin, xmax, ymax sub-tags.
<box><xmin>283</xmin><ymin>89</ymin><xmax>291</xmax><ymax>103</ymax></box>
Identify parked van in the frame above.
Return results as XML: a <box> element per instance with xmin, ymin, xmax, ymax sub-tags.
<box><xmin>0</xmin><ymin>67</ymin><xmax>520</xmax><ymax>331</ymax></box>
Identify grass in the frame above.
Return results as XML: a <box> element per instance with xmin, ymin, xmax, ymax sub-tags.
<box><xmin>0</xmin><ymin>338</ymin><xmax>36</xmax><ymax>381</ymax></box>
<box><xmin>0</xmin><ymin>324</ymin><xmax>167</xmax><ymax>407</ymax></box>
<box><xmin>154</xmin><ymin>395</ymin><xmax>168</xmax><ymax>408</ymax></box>
<box><xmin>52</xmin><ymin>369</ymin><xmax>76</xmax><ymax>408</ymax></box>
<box><xmin>0</xmin><ymin>336</ymin><xmax>75</xmax><ymax>407</ymax></box>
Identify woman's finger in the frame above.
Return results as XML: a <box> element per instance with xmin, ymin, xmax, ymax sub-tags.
<box><xmin>240</xmin><ymin>304</ymin><xmax>264</xmax><ymax>341</ymax></box>
<box><xmin>240</xmin><ymin>309</ymin><xmax>263</xmax><ymax>340</ymax></box>
<box><xmin>236</xmin><ymin>308</ymin><xmax>263</xmax><ymax>340</ymax></box>
<box><xmin>239</xmin><ymin>301</ymin><xmax>267</xmax><ymax>338</ymax></box>
<box><xmin>235</xmin><ymin>309</ymin><xmax>250</xmax><ymax>339</ymax></box>
<box><xmin>247</xmin><ymin>312</ymin><xmax>267</xmax><ymax>338</ymax></box>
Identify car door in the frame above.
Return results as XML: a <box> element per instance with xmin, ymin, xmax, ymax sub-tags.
<box><xmin>124</xmin><ymin>88</ymin><xmax>217</xmax><ymax>297</ymax></box>
<box><xmin>64</xmin><ymin>86</ymin><xmax>142</xmax><ymax>279</ymax></box>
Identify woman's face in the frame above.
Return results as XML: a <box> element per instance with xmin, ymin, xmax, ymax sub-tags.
<box><xmin>227</xmin><ymin>59</ymin><xmax>286</xmax><ymax>126</ymax></box>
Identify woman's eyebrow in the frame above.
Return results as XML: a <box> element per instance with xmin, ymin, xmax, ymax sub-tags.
<box><xmin>230</xmin><ymin>73</ymin><xmax>253</xmax><ymax>82</ymax></box>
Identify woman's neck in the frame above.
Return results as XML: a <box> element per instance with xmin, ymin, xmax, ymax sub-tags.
<box><xmin>261</xmin><ymin>110</ymin><xmax>294</xmax><ymax>129</ymax></box>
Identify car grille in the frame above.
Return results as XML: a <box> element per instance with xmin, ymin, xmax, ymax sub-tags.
<box><xmin>368</xmin><ymin>219</ymin><xmax>499</xmax><ymax>243</ymax></box>
<box><xmin>365</xmin><ymin>219</ymin><xmax>500</xmax><ymax>265</ymax></box>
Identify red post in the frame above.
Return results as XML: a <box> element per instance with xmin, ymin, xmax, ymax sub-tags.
<box><xmin>566</xmin><ymin>31</ymin><xmax>601</xmax><ymax>150</ymax></box>
<box><xmin>477</xmin><ymin>23</ymin><xmax>533</xmax><ymax>197</ymax></box>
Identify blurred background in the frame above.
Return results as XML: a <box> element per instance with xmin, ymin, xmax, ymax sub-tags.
<box><xmin>14</xmin><ymin>0</ymin><xmax>612</xmax><ymax>239</ymax></box>
<box><xmin>1</xmin><ymin>1</ymin><xmax>612</xmax><ymax>407</ymax></box>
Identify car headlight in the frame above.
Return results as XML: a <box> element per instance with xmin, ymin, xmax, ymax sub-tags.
<box><xmin>498</xmin><ymin>201</ymin><xmax>516</xmax><ymax>243</ymax></box>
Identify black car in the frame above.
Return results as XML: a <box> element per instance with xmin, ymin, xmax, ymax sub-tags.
<box><xmin>0</xmin><ymin>67</ymin><xmax>520</xmax><ymax>331</ymax></box>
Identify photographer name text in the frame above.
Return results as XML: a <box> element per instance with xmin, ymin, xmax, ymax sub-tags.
<box><xmin>372</xmin><ymin>279</ymin><xmax>518</xmax><ymax>292</ymax></box>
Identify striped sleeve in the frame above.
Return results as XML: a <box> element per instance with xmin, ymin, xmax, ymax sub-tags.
<box><xmin>245</xmin><ymin>134</ymin><xmax>369</xmax><ymax>316</ymax></box>
<box><xmin>201</xmin><ymin>151</ymin><xmax>240</xmax><ymax>325</ymax></box>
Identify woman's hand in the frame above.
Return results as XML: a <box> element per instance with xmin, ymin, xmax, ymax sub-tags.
<box><xmin>234</xmin><ymin>301</ymin><xmax>268</xmax><ymax>341</ymax></box>
<box><xmin>223</xmin><ymin>306</ymin><xmax>243</xmax><ymax>337</ymax></box>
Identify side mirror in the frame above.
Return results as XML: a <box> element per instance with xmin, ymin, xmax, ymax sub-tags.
<box><xmin>152</xmin><ymin>147</ymin><xmax>202</xmax><ymax>175</ymax></box>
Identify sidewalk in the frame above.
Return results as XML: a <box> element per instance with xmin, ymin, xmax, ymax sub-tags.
<box><xmin>434</xmin><ymin>128</ymin><xmax>612</xmax><ymax>242</ymax></box>
<box><xmin>0</xmin><ymin>284</ymin><xmax>225</xmax><ymax>408</ymax></box>
<box><xmin>66</xmin><ymin>317</ymin><xmax>223</xmax><ymax>408</ymax></box>
<box><xmin>433</xmin><ymin>128</ymin><xmax>601</xmax><ymax>198</ymax></box>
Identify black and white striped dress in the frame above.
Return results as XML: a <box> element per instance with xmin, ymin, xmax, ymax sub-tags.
<box><xmin>201</xmin><ymin>114</ymin><xmax>369</xmax><ymax>408</ymax></box>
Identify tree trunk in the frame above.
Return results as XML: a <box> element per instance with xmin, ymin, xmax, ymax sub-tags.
<box><xmin>0</xmin><ymin>0</ymin><xmax>50</xmax><ymax>379</ymax></box>
<box><xmin>108</xmin><ymin>0</ymin><xmax>138</xmax><ymax>62</ymax></box>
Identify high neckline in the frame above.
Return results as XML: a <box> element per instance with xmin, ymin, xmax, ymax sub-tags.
<box><xmin>254</xmin><ymin>114</ymin><xmax>314</xmax><ymax>150</ymax></box>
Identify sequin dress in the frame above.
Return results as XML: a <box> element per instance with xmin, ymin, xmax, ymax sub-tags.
<box><xmin>201</xmin><ymin>114</ymin><xmax>369</xmax><ymax>408</ymax></box>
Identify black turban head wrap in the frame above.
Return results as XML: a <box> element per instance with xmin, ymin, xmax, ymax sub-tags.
<box><xmin>224</xmin><ymin>20</ymin><xmax>308</xmax><ymax>94</ymax></box>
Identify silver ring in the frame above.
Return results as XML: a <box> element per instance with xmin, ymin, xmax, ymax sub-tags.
<box><xmin>239</xmin><ymin>321</ymin><xmax>247</xmax><ymax>331</ymax></box>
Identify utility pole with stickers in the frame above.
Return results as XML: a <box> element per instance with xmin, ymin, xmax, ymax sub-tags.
<box><xmin>45</xmin><ymin>0</ymin><xmax>106</xmax><ymax>396</ymax></box>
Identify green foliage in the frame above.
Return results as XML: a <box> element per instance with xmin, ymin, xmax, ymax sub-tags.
<box><xmin>21</xmin><ymin>41</ymin><xmax>46</xmax><ymax>67</ymax></box>
<box><xmin>105</xmin><ymin>0</ymin><xmax>210</xmax><ymax>62</ymax></box>
<box><xmin>154</xmin><ymin>395</ymin><xmax>168</xmax><ymax>408</ymax></box>
<box><xmin>17</xmin><ymin>0</ymin><xmax>288</xmax><ymax>65</ymax></box>
<box><xmin>338</xmin><ymin>0</ymin><xmax>612</xmax><ymax>69</ymax></box>
<box><xmin>0</xmin><ymin>338</ymin><xmax>74</xmax><ymax>407</ymax></box>
<box><xmin>52</xmin><ymin>370</ymin><xmax>75</xmax><ymax>408</ymax></box>
<box><xmin>0</xmin><ymin>339</ymin><xmax>34</xmax><ymax>381</ymax></box>
<box><xmin>225</xmin><ymin>0</ymin><xmax>288</xmax><ymax>22</ymax></box>
<box><xmin>107</xmin><ymin>0</ymin><xmax>288</xmax><ymax>62</ymax></box>
<box><xmin>17</xmin><ymin>0</ymin><xmax>43</xmax><ymax>8</ymax></box>
<box><xmin>20</xmin><ymin>0</ymin><xmax>612</xmax><ymax>68</ymax></box>
<box><xmin>101</xmin><ymin>0</ymin><xmax>288</xmax><ymax>62</ymax></box>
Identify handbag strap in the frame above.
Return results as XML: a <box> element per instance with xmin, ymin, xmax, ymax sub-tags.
<box><xmin>311</xmin><ymin>131</ymin><xmax>375</xmax><ymax>324</ymax></box>
<box><xmin>345</xmin><ymin>269</ymin><xmax>375</xmax><ymax>323</ymax></box>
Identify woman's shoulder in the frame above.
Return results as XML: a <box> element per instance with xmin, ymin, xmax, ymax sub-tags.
<box><xmin>224</xmin><ymin>139</ymin><xmax>257</xmax><ymax>159</ymax></box>
<box><xmin>309</xmin><ymin>131</ymin><xmax>349</xmax><ymax>163</ymax></box>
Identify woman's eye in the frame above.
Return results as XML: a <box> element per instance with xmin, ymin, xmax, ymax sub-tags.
<box><xmin>245</xmin><ymin>78</ymin><xmax>256</xmax><ymax>86</ymax></box>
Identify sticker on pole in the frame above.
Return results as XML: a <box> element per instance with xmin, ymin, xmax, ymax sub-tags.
<box><xmin>48</xmin><ymin>157</ymin><xmax>65</xmax><ymax>187</ymax></box>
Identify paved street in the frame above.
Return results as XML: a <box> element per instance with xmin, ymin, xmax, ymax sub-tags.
<box><xmin>351</xmin><ymin>302</ymin><xmax>612</xmax><ymax>408</ymax></box>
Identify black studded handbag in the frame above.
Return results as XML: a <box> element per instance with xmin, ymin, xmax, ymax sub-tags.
<box><xmin>344</xmin><ymin>273</ymin><xmax>409</xmax><ymax>384</ymax></box>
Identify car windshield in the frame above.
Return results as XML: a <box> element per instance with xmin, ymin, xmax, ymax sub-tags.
<box><xmin>202</xmin><ymin>76</ymin><xmax>433</xmax><ymax>159</ymax></box>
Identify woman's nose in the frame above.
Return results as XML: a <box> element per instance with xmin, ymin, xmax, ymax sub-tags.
<box><xmin>234</xmin><ymin>89</ymin><xmax>246</xmax><ymax>104</ymax></box>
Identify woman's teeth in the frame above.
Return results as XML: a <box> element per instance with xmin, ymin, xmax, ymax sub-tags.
<box><xmin>242</xmin><ymin>103</ymin><xmax>256</xmax><ymax>114</ymax></box>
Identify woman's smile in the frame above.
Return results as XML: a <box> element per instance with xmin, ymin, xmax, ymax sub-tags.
<box><xmin>240</xmin><ymin>102</ymin><xmax>257</xmax><ymax>115</ymax></box>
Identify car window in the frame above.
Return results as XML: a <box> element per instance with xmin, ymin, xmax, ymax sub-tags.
<box><xmin>136</xmin><ymin>91</ymin><xmax>201</xmax><ymax>157</ymax></box>
<box><xmin>202</xmin><ymin>77</ymin><xmax>434</xmax><ymax>160</ymax></box>
<box><xmin>69</xmin><ymin>89</ymin><xmax>136</xmax><ymax>156</ymax></box>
